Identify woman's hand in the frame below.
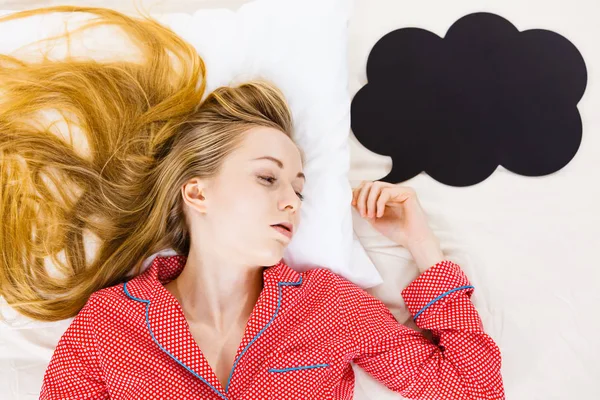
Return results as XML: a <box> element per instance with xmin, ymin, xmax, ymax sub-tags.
<box><xmin>351</xmin><ymin>180</ymin><xmax>445</xmax><ymax>272</ymax></box>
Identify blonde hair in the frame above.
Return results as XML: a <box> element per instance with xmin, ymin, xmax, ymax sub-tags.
<box><xmin>0</xmin><ymin>6</ymin><xmax>304</xmax><ymax>322</ymax></box>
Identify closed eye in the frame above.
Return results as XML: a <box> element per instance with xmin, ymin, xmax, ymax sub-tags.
<box><xmin>259</xmin><ymin>176</ymin><xmax>304</xmax><ymax>201</ymax></box>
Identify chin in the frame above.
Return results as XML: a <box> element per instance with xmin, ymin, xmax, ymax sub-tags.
<box><xmin>261</xmin><ymin>245</ymin><xmax>286</xmax><ymax>265</ymax></box>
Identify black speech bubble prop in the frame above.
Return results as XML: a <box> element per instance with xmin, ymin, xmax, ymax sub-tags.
<box><xmin>351</xmin><ymin>12</ymin><xmax>587</xmax><ymax>187</ymax></box>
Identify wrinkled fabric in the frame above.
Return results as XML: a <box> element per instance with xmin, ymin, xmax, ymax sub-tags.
<box><xmin>40</xmin><ymin>255</ymin><xmax>504</xmax><ymax>400</ymax></box>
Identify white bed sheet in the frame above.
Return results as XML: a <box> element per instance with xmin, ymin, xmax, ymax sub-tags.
<box><xmin>346</xmin><ymin>1</ymin><xmax>600</xmax><ymax>399</ymax></box>
<box><xmin>2</xmin><ymin>0</ymin><xmax>600</xmax><ymax>399</ymax></box>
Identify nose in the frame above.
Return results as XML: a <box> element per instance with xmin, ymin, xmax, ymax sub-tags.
<box><xmin>279</xmin><ymin>188</ymin><xmax>300</xmax><ymax>213</ymax></box>
<box><xmin>282</xmin><ymin>200</ymin><xmax>297</xmax><ymax>212</ymax></box>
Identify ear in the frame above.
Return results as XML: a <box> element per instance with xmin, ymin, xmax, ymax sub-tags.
<box><xmin>181</xmin><ymin>177</ymin><xmax>208</xmax><ymax>214</ymax></box>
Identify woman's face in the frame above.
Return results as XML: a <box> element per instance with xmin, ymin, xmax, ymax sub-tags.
<box><xmin>182</xmin><ymin>126</ymin><xmax>305</xmax><ymax>267</ymax></box>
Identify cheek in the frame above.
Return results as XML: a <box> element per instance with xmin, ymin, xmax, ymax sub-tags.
<box><xmin>236</xmin><ymin>185</ymin><xmax>268</xmax><ymax>212</ymax></box>
<box><xmin>218</xmin><ymin>183</ymin><xmax>270</xmax><ymax>225</ymax></box>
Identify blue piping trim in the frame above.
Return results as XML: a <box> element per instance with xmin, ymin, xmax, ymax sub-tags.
<box><xmin>413</xmin><ymin>285</ymin><xmax>474</xmax><ymax>322</ymax></box>
<box><xmin>123</xmin><ymin>282</ymin><xmax>230</xmax><ymax>400</ymax></box>
<box><xmin>268</xmin><ymin>363</ymin><xmax>330</xmax><ymax>373</ymax></box>
<box><xmin>224</xmin><ymin>276</ymin><xmax>303</xmax><ymax>392</ymax></box>
<box><xmin>123</xmin><ymin>274</ymin><xmax>303</xmax><ymax>398</ymax></box>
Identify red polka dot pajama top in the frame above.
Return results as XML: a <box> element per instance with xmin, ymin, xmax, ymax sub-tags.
<box><xmin>40</xmin><ymin>255</ymin><xmax>505</xmax><ymax>399</ymax></box>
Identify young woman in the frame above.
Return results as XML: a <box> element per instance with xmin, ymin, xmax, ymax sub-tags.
<box><xmin>0</xmin><ymin>6</ymin><xmax>505</xmax><ymax>400</ymax></box>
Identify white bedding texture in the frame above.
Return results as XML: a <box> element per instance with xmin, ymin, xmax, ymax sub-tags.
<box><xmin>2</xmin><ymin>0</ymin><xmax>600</xmax><ymax>399</ymax></box>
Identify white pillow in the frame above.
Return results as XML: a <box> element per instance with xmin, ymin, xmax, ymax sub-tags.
<box><xmin>0</xmin><ymin>2</ymin><xmax>383</xmax><ymax>398</ymax></box>
<box><xmin>144</xmin><ymin>0</ymin><xmax>384</xmax><ymax>287</ymax></box>
<box><xmin>0</xmin><ymin>0</ymin><xmax>382</xmax><ymax>315</ymax></box>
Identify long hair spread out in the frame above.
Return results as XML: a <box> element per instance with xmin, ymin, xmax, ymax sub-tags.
<box><xmin>0</xmin><ymin>6</ymin><xmax>301</xmax><ymax>322</ymax></box>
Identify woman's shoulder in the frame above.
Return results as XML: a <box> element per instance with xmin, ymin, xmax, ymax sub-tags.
<box><xmin>305</xmin><ymin>266</ymin><xmax>386</xmax><ymax>311</ymax></box>
<box><xmin>81</xmin><ymin>274</ymin><xmax>147</xmax><ymax>320</ymax></box>
<box><xmin>301</xmin><ymin>266</ymin><xmax>370</xmax><ymax>303</ymax></box>
<box><xmin>90</xmin><ymin>263</ymin><xmax>157</xmax><ymax>303</ymax></box>
<box><xmin>304</xmin><ymin>266</ymin><xmax>363</xmax><ymax>290</ymax></box>
<box><xmin>90</xmin><ymin>279</ymin><xmax>133</xmax><ymax>303</ymax></box>
<box><xmin>301</xmin><ymin>266</ymin><xmax>340</xmax><ymax>289</ymax></box>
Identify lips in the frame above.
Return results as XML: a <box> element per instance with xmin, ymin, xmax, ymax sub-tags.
<box><xmin>272</xmin><ymin>222</ymin><xmax>293</xmax><ymax>232</ymax></box>
<box><xmin>271</xmin><ymin>223</ymin><xmax>293</xmax><ymax>239</ymax></box>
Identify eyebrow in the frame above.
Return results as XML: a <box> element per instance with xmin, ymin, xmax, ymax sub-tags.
<box><xmin>252</xmin><ymin>156</ymin><xmax>306</xmax><ymax>181</ymax></box>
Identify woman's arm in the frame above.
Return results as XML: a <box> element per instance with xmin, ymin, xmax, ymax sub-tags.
<box><xmin>339</xmin><ymin>259</ymin><xmax>505</xmax><ymax>400</ymax></box>
<box><xmin>40</xmin><ymin>294</ymin><xmax>109</xmax><ymax>399</ymax></box>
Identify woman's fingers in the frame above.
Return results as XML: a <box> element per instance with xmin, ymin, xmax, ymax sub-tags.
<box><xmin>351</xmin><ymin>182</ymin><xmax>363</xmax><ymax>206</ymax></box>
<box><xmin>357</xmin><ymin>181</ymin><xmax>372</xmax><ymax>217</ymax></box>
<box><xmin>352</xmin><ymin>181</ymin><xmax>383</xmax><ymax>217</ymax></box>
<box><xmin>351</xmin><ymin>181</ymin><xmax>366</xmax><ymax>215</ymax></box>
<box><xmin>376</xmin><ymin>188</ymin><xmax>391</xmax><ymax>218</ymax></box>
<box><xmin>353</xmin><ymin>181</ymin><xmax>417</xmax><ymax>218</ymax></box>
<box><xmin>366</xmin><ymin>182</ymin><xmax>384</xmax><ymax>218</ymax></box>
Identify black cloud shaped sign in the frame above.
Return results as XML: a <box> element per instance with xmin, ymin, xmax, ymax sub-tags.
<box><xmin>351</xmin><ymin>12</ymin><xmax>587</xmax><ymax>187</ymax></box>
